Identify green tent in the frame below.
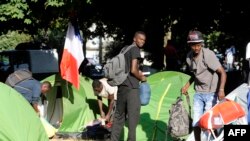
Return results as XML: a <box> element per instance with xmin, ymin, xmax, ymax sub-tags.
<box><xmin>43</xmin><ymin>74</ymin><xmax>100</xmax><ymax>133</ymax></box>
<box><xmin>121</xmin><ymin>71</ymin><xmax>195</xmax><ymax>141</ymax></box>
<box><xmin>0</xmin><ymin>82</ymin><xmax>49</xmax><ymax>141</ymax></box>
<box><xmin>42</xmin><ymin>71</ymin><xmax>195</xmax><ymax>140</ymax></box>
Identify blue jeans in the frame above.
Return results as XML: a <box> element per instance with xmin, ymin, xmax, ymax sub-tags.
<box><xmin>192</xmin><ymin>93</ymin><xmax>217</xmax><ymax>127</ymax></box>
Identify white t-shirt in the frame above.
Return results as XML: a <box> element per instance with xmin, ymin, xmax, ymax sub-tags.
<box><xmin>246</xmin><ymin>42</ymin><xmax>250</xmax><ymax>60</ymax></box>
<box><xmin>225</xmin><ymin>46</ymin><xmax>236</xmax><ymax>64</ymax></box>
<box><xmin>97</xmin><ymin>78</ymin><xmax>118</xmax><ymax>100</ymax></box>
<box><xmin>38</xmin><ymin>98</ymin><xmax>48</xmax><ymax>119</ymax></box>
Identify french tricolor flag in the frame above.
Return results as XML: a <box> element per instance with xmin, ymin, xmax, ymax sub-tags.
<box><xmin>60</xmin><ymin>22</ymin><xmax>84</xmax><ymax>90</ymax></box>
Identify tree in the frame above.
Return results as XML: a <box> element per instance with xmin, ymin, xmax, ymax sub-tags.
<box><xmin>1</xmin><ymin>0</ymin><xmax>250</xmax><ymax>68</ymax></box>
<box><xmin>0</xmin><ymin>31</ymin><xmax>32</xmax><ymax>50</ymax></box>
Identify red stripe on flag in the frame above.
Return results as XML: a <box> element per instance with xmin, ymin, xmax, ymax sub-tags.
<box><xmin>60</xmin><ymin>49</ymin><xmax>79</xmax><ymax>89</ymax></box>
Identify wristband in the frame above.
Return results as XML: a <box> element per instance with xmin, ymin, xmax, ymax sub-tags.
<box><xmin>219</xmin><ymin>89</ymin><xmax>224</xmax><ymax>91</ymax></box>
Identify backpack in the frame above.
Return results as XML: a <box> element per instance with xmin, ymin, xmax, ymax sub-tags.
<box><xmin>168</xmin><ymin>94</ymin><xmax>192</xmax><ymax>138</ymax></box>
<box><xmin>103</xmin><ymin>45</ymin><xmax>134</xmax><ymax>86</ymax></box>
<box><xmin>5</xmin><ymin>69</ymin><xmax>33</xmax><ymax>87</ymax></box>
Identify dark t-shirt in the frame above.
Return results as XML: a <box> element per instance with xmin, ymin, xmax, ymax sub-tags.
<box><xmin>121</xmin><ymin>44</ymin><xmax>141</xmax><ymax>88</ymax></box>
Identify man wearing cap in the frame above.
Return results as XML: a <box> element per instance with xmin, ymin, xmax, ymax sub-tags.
<box><xmin>181</xmin><ymin>30</ymin><xmax>227</xmax><ymax>141</ymax></box>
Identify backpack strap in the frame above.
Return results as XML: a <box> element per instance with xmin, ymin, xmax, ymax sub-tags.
<box><xmin>201</xmin><ymin>48</ymin><xmax>208</xmax><ymax>67</ymax></box>
<box><xmin>14</xmin><ymin>84</ymin><xmax>32</xmax><ymax>92</ymax></box>
<box><xmin>202</xmin><ymin>48</ymin><xmax>217</xmax><ymax>92</ymax></box>
<box><xmin>120</xmin><ymin>45</ymin><xmax>134</xmax><ymax>54</ymax></box>
<box><xmin>186</xmin><ymin>94</ymin><xmax>191</xmax><ymax>117</ymax></box>
<box><xmin>181</xmin><ymin>93</ymin><xmax>192</xmax><ymax>118</ymax></box>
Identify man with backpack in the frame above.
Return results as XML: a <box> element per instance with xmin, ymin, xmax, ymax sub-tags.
<box><xmin>110</xmin><ymin>31</ymin><xmax>147</xmax><ymax>141</ymax></box>
<box><xmin>6</xmin><ymin>69</ymin><xmax>52</xmax><ymax>116</ymax></box>
<box><xmin>181</xmin><ymin>30</ymin><xmax>227</xmax><ymax>141</ymax></box>
<box><xmin>15</xmin><ymin>79</ymin><xmax>51</xmax><ymax>116</ymax></box>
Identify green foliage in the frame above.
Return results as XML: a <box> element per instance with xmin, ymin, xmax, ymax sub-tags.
<box><xmin>104</xmin><ymin>41</ymin><xmax>124</xmax><ymax>61</ymax></box>
<box><xmin>45</xmin><ymin>0</ymin><xmax>65</xmax><ymax>8</ymax></box>
<box><xmin>205</xmin><ymin>31</ymin><xmax>234</xmax><ymax>53</ymax></box>
<box><xmin>86</xmin><ymin>0</ymin><xmax>92</xmax><ymax>4</ymax></box>
<box><xmin>205</xmin><ymin>31</ymin><xmax>223</xmax><ymax>50</ymax></box>
<box><xmin>0</xmin><ymin>1</ymin><xmax>29</xmax><ymax>21</ymax></box>
<box><xmin>1</xmin><ymin>0</ymin><xmax>249</xmax><ymax>69</ymax></box>
<box><xmin>24</xmin><ymin>18</ymin><xmax>32</xmax><ymax>24</ymax></box>
<box><xmin>0</xmin><ymin>31</ymin><xmax>32</xmax><ymax>51</ymax></box>
<box><xmin>34</xmin><ymin>18</ymin><xmax>68</xmax><ymax>49</ymax></box>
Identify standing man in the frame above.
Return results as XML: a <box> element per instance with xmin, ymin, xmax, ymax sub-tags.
<box><xmin>246</xmin><ymin>42</ymin><xmax>250</xmax><ymax>85</ymax></box>
<box><xmin>111</xmin><ymin>31</ymin><xmax>147</xmax><ymax>141</ymax></box>
<box><xmin>225</xmin><ymin>45</ymin><xmax>236</xmax><ymax>71</ymax></box>
<box><xmin>92</xmin><ymin>78</ymin><xmax>118</xmax><ymax>125</ymax></box>
<box><xmin>164</xmin><ymin>40</ymin><xmax>180</xmax><ymax>71</ymax></box>
<box><xmin>181</xmin><ymin>30</ymin><xmax>227</xmax><ymax>141</ymax></box>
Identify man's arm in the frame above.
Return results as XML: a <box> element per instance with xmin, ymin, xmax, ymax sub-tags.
<box><xmin>97</xmin><ymin>96</ymin><xmax>105</xmax><ymax>118</ymax></box>
<box><xmin>106</xmin><ymin>94</ymin><xmax>114</xmax><ymax>121</ymax></box>
<box><xmin>32</xmin><ymin>103</ymin><xmax>40</xmax><ymax>115</ymax></box>
<box><xmin>31</xmin><ymin>82</ymin><xmax>42</xmax><ymax>115</ymax></box>
<box><xmin>131</xmin><ymin>59</ymin><xmax>146</xmax><ymax>82</ymax></box>
<box><xmin>216</xmin><ymin>66</ymin><xmax>227</xmax><ymax>100</ymax></box>
<box><xmin>181</xmin><ymin>76</ymin><xmax>194</xmax><ymax>95</ymax></box>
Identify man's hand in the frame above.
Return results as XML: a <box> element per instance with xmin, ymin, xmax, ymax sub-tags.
<box><xmin>181</xmin><ymin>85</ymin><xmax>189</xmax><ymax>95</ymax></box>
<box><xmin>141</xmin><ymin>75</ymin><xmax>147</xmax><ymax>82</ymax></box>
<box><xmin>105</xmin><ymin>114</ymin><xmax>110</xmax><ymax>122</ymax></box>
<box><xmin>218</xmin><ymin>90</ymin><xmax>225</xmax><ymax>101</ymax></box>
<box><xmin>181</xmin><ymin>78</ymin><xmax>193</xmax><ymax>95</ymax></box>
<box><xmin>139</xmin><ymin>70</ymin><xmax>147</xmax><ymax>82</ymax></box>
<box><xmin>100</xmin><ymin>111</ymin><xmax>105</xmax><ymax>118</ymax></box>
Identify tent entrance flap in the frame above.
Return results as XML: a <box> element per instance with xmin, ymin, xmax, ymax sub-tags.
<box><xmin>47</xmin><ymin>85</ymin><xmax>63</xmax><ymax>128</ymax></box>
<box><xmin>44</xmin><ymin>74</ymin><xmax>97</xmax><ymax>133</ymax></box>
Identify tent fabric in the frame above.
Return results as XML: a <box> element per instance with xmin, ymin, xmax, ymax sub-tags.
<box><xmin>225</xmin><ymin>83</ymin><xmax>249</xmax><ymax>123</ymax></box>
<box><xmin>40</xmin><ymin>117</ymin><xmax>58</xmax><ymax>138</ymax></box>
<box><xmin>121</xmin><ymin>71</ymin><xmax>195</xmax><ymax>141</ymax></box>
<box><xmin>225</xmin><ymin>83</ymin><xmax>248</xmax><ymax>112</ymax></box>
<box><xmin>43</xmin><ymin>74</ymin><xmax>100</xmax><ymax>133</ymax></box>
<box><xmin>0</xmin><ymin>82</ymin><xmax>49</xmax><ymax>141</ymax></box>
<box><xmin>42</xmin><ymin>71</ymin><xmax>195</xmax><ymax>140</ymax></box>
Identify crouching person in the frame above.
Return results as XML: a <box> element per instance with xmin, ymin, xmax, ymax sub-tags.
<box><xmin>92</xmin><ymin>78</ymin><xmax>118</xmax><ymax>127</ymax></box>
